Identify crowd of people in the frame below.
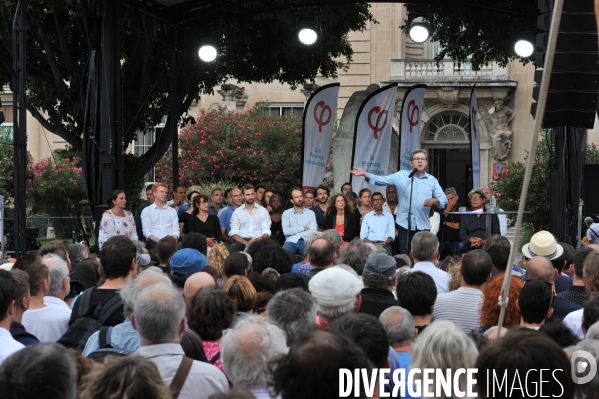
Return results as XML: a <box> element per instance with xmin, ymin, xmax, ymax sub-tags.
<box><xmin>1</xmin><ymin>148</ymin><xmax>599</xmax><ymax>399</ymax></box>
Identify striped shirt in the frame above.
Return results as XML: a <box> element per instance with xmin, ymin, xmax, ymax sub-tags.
<box><xmin>432</xmin><ymin>287</ymin><xmax>484</xmax><ymax>332</ymax></box>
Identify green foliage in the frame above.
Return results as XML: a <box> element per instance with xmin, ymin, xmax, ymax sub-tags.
<box><xmin>155</xmin><ymin>104</ymin><xmax>301</xmax><ymax>192</ymax></box>
<box><xmin>493</xmin><ymin>132</ymin><xmax>599</xmax><ymax>233</ymax></box>
<box><xmin>187</xmin><ymin>180</ymin><xmax>238</xmax><ymax>197</ymax></box>
<box><xmin>27</xmin><ymin>156</ymin><xmax>86</xmax><ymax>216</ymax></box>
<box><xmin>0</xmin><ymin>126</ymin><xmax>33</xmax><ymax>216</ymax></box>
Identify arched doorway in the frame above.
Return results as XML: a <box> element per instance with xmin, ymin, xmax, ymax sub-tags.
<box><xmin>421</xmin><ymin>110</ymin><xmax>472</xmax><ymax>200</ymax></box>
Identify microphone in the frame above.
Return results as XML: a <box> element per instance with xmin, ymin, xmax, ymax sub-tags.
<box><xmin>408</xmin><ymin>168</ymin><xmax>418</xmax><ymax>178</ymax></box>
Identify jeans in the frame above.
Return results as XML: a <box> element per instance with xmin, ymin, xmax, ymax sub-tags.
<box><xmin>230</xmin><ymin>242</ymin><xmax>247</xmax><ymax>253</ymax></box>
<box><xmin>146</xmin><ymin>240</ymin><xmax>157</xmax><ymax>250</ymax></box>
<box><xmin>283</xmin><ymin>239</ymin><xmax>305</xmax><ymax>256</ymax></box>
<box><xmin>397</xmin><ymin>225</ymin><xmax>428</xmax><ymax>255</ymax></box>
<box><xmin>454</xmin><ymin>241</ymin><xmax>474</xmax><ymax>255</ymax></box>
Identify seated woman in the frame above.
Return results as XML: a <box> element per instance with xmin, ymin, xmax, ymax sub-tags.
<box><xmin>455</xmin><ymin>189</ymin><xmax>500</xmax><ymax>255</ymax></box>
<box><xmin>98</xmin><ymin>190</ymin><xmax>137</xmax><ymax>250</ymax></box>
<box><xmin>325</xmin><ymin>193</ymin><xmax>360</xmax><ymax>246</ymax></box>
<box><xmin>354</xmin><ymin>188</ymin><xmax>372</xmax><ymax>226</ymax></box>
<box><xmin>184</xmin><ymin>194</ymin><xmax>223</xmax><ymax>246</ymax></box>
<box><xmin>269</xmin><ymin>194</ymin><xmax>285</xmax><ymax>246</ymax></box>
<box><xmin>178</xmin><ymin>190</ymin><xmax>201</xmax><ymax>239</ymax></box>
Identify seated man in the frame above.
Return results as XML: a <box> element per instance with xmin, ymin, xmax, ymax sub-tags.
<box><xmin>229</xmin><ymin>184</ymin><xmax>271</xmax><ymax>253</ymax></box>
<box><xmin>141</xmin><ymin>183</ymin><xmax>180</xmax><ymax>250</ymax></box>
<box><xmin>282</xmin><ymin>188</ymin><xmax>317</xmax><ymax>256</ymax></box>
<box><xmin>455</xmin><ymin>188</ymin><xmax>500</xmax><ymax>255</ymax></box>
<box><xmin>438</xmin><ymin>187</ymin><xmax>462</xmax><ymax>257</ymax></box>
<box><xmin>360</xmin><ymin>191</ymin><xmax>395</xmax><ymax>255</ymax></box>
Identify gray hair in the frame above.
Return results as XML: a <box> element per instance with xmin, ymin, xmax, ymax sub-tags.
<box><xmin>221</xmin><ymin>316</ymin><xmax>287</xmax><ymax>386</ymax></box>
<box><xmin>396</xmin><ymin>266</ymin><xmax>412</xmax><ymax>278</ymax></box>
<box><xmin>67</xmin><ymin>243</ymin><xmax>88</xmax><ymax>264</ymax></box>
<box><xmin>266</xmin><ymin>288</ymin><xmax>317</xmax><ymax>346</ymax></box>
<box><xmin>379</xmin><ymin>306</ymin><xmax>415</xmax><ymax>346</ymax></box>
<box><xmin>585</xmin><ymin>321</ymin><xmax>599</xmax><ymax>340</ymax></box>
<box><xmin>586</xmin><ymin>217</ymin><xmax>595</xmax><ymax>227</ymax></box>
<box><xmin>336</xmin><ymin>239</ymin><xmax>374</xmax><ymax>275</ymax></box>
<box><xmin>564</xmin><ymin>339</ymin><xmax>599</xmax><ymax>398</ymax></box>
<box><xmin>410</xmin><ymin>231</ymin><xmax>439</xmax><ymax>262</ymax></box>
<box><xmin>444</xmin><ymin>187</ymin><xmax>458</xmax><ymax>196</ymax></box>
<box><xmin>43</xmin><ymin>254</ymin><xmax>69</xmax><ymax>296</ymax></box>
<box><xmin>410</xmin><ymin>320</ymin><xmax>478</xmax><ymax>393</ymax></box>
<box><xmin>317</xmin><ymin>297</ymin><xmax>358</xmax><ymax>323</ymax></box>
<box><xmin>468</xmin><ymin>188</ymin><xmax>488</xmax><ymax>203</ymax></box>
<box><xmin>305</xmin><ymin>231</ymin><xmax>323</xmax><ymax>250</ymax></box>
<box><xmin>322</xmin><ymin>229</ymin><xmax>342</xmax><ymax>251</ymax></box>
<box><xmin>120</xmin><ymin>267</ymin><xmax>172</xmax><ymax>318</ymax></box>
<box><xmin>134</xmin><ymin>240</ymin><xmax>148</xmax><ymax>254</ymax></box>
<box><xmin>0</xmin><ymin>342</ymin><xmax>77</xmax><ymax>399</ymax></box>
<box><xmin>410</xmin><ymin>148</ymin><xmax>428</xmax><ymax>161</ymax></box>
<box><xmin>133</xmin><ymin>283</ymin><xmax>185</xmax><ymax>344</ymax></box>
<box><xmin>393</xmin><ymin>254</ymin><xmax>412</xmax><ymax>268</ymax></box>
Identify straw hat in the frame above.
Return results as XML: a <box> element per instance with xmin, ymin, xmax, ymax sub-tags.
<box><xmin>521</xmin><ymin>231</ymin><xmax>563</xmax><ymax>260</ymax></box>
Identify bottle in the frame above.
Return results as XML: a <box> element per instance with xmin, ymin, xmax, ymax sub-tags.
<box><xmin>490</xmin><ymin>196</ymin><xmax>497</xmax><ymax>213</ymax></box>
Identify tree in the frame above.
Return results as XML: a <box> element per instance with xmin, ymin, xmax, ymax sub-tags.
<box><xmin>155</xmin><ymin>104</ymin><xmax>302</xmax><ymax>192</ymax></box>
<box><xmin>0</xmin><ymin>0</ymin><xmax>374</xmax><ymax>196</ymax></box>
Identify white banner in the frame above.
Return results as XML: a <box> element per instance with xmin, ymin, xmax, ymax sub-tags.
<box><xmin>302</xmin><ymin>83</ymin><xmax>340</xmax><ymax>191</ymax></box>
<box><xmin>350</xmin><ymin>83</ymin><xmax>398</xmax><ymax>195</ymax></box>
<box><xmin>398</xmin><ymin>85</ymin><xmax>426</xmax><ymax>170</ymax></box>
<box><xmin>470</xmin><ymin>86</ymin><xmax>481</xmax><ymax>189</ymax></box>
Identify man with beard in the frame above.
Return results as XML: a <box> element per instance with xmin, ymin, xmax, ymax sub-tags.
<box><xmin>229</xmin><ymin>184</ymin><xmax>271</xmax><ymax>252</ymax></box>
<box><xmin>219</xmin><ymin>188</ymin><xmax>243</xmax><ymax>245</ymax></box>
<box><xmin>312</xmin><ymin>184</ymin><xmax>330</xmax><ymax>231</ymax></box>
<box><xmin>282</xmin><ymin>188</ymin><xmax>317</xmax><ymax>256</ymax></box>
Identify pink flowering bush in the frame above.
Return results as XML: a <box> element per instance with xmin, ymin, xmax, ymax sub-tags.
<box><xmin>27</xmin><ymin>156</ymin><xmax>87</xmax><ymax>216</ymax></box>
<box><xmin>155</xmin><ymin>103</ymin><xmax>302</xmax><ymax>192</ymax></box>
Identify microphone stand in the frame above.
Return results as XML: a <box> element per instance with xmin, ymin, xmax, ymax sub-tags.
<box><xmin>406</xmin><ymin>172</ymin><xmax>416</xmax><ymax>253</ymax></box>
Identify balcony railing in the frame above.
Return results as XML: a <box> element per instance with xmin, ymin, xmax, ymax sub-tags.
<box><xmin>390</xmin><ymin>59</ymin><xmax>509</xmax><ymax>81</ymax></box>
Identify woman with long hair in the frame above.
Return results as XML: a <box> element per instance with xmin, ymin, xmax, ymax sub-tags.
<box><xmin>178</xmin><ymin>190</ymin><xmax>201</xmax><ymax>239</ymax></box>
<box><xmin>98</xmin><ymin>190</ymin><xmax>137</xmax><ymax>249</ymax></box>
<box><xmin>269</xmin><ymin>193</ymin><xmax>285</xmax><ymax>246</ymax></box>
<box><xmin>325</xmin><ymin>193</ymin><xmax>359</xmax><ymax>246</ymax></box>
<box><xmin>480</xmin><ymin>274</ymin><xmax>523</xmax><ymax>330</ymax></box>
<box><xmin>354</xmin><ymin>188</ymin><xmax>372</xmax><ymax>226</ymax></box>
<box><xmin>184</xmin><ymin>194</ymin><xmax>223</xmax><ymax>246</ymax></box>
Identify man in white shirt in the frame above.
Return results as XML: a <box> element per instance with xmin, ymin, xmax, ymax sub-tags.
<box><xmin>282</xmin><ymin>188</ymin><xmax>317</xmax><ymax>256</ymax></box>
<box><xmin>229</xmin><ymin>184</ymin><xmax>271</xmax><ymax>253</ymax></box>
<box><xmin>0</xmin><ymin>270</ymin><xmax>24</xmax><ymax>364</ymax></box>
<box><xmin>142</xmin><ymin>183</ymin><xmax>180</xmax><ymax>250</ymax></box>
<box><xmin>41</xmin><ymin>254</ymin><xmax>71</xmax><ymax>339</ymax></box>
<box><xmin>133</xmin><ymin>283</ymin><xmax>228</xmax><ymax>399</ymax></box>
<box><xmin>16</xmin><ymin>254</ymin><xmax>68</xmax><ymax>342</ymax></box>
<box><xmin>410</xmin><ymin>231</ymin><xmax>450</xmax><ymax>294</ymax></box>
<box><xmin>360</xmin><ymin>191</ymin><xmax>395</xmax><ymax>255</ymax></box>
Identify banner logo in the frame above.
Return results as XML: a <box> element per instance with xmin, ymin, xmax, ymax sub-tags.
<box><xmin>471</xmin><ymin>108</ymin><xmax>477</xmax><ymax>139</ymax></box>
<box><xmin>314</xmin><ymin>101</ymin><xmax>332</xmax><ymax>133</ymax></box>
<box><xmin>368</xmin><ymin>106</ymin><xmax>388</xmax><ymax>139</ymax></box>
<box><xmin>407</xmin><ymin>100</ymin><xmax>420</xmax><ymax>133</ymax></box>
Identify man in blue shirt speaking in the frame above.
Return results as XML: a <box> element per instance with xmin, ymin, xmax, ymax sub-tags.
<box><xmin>351</xmin><ymin>148</ymin><xmax>447</xmax><ymax>255</ymax></box>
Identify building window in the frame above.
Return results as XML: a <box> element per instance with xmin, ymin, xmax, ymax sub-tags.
<box><xmin>422</xmin><ymin>112</ymin><xmax>470</xmax><ymax>146</ymax></box>
<box><xmin>132</xmin><ymin>121</ymin><xmax>164</xmax><ymax>182</ymax></box>
<box><xmin>266</xmin><ymin>104</ymin><xmax>304</xmax><ymax>120</ymax></box>
<box><xmin>0</xmin><ymin>123</ymin><xmax>13</xmax><ymax>141</ymax></box>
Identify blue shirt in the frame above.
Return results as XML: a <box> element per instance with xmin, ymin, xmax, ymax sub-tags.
<box><xmin>178</xmin><ymin>203</ymin><xmax>191</xmax><ymax>217</ymax></box>
<box><xmin>292</xmin><ymin>262</ymin><xmax>311</xmax><ymax>274</ymax></box>
<box><xmin>219</xmin><ymin>206</ymin><xmax>236</xmax><ymax>236</ymax></box>
<box><xmin>360</xmin><ymin>210</ymin><xmax>396</xmax><ymax>241</ymax></box>
<box><xmin>82</xmin><ymin>318</ymin><xmax>140</xmax><ymax>357</ymax></box>
<box><xmin>311</xmin><ymin>205</ymin><xmax>327</xmax><ymax>230</ymax></box>
<box><xmin>282</xmin><ymin>208</ymin><xmax>317</xmax><ymax>243</ymax></box>
<box><xmin>367</xmin><ymin>170</ymin><xmax>447</xmax><ymax>231</ymax></box>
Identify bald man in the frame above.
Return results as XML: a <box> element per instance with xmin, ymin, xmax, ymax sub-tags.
<box><xmin>183</xmin><ymin>272</ymin><xmax>216</xmax><ymax>308</ymax></box>
<box><xmin>526</xmin><ymin>256</ymin><xmax>580</xmax><ymax>322</ymax></box>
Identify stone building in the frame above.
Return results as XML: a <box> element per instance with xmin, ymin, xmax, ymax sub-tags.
<box><xmin>2</xmin><ymin>3</ymin><xmax>598</xmax><ymax>198</ymax></box>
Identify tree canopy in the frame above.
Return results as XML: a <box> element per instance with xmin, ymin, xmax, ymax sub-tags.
<box><xmin>0</xmin><ymin>0</ymin><xmax>373</xmax><ymax>193</ymax></box>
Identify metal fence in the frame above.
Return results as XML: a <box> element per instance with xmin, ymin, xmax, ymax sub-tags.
<box><xmin>5</xmin><ymin>216</ymin><xmax>94</xmax><ymax>240</ymax></box>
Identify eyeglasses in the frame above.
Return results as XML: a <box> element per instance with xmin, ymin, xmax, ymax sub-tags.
<box><xmin>372</xmin><ymin>198</ymin><xmax>384</xmax><ymax>202</ymax></box>
<box><xmin>411</xmin><ymin>157</ymin><xmax>427</xmax><ymax>162</ymax></box>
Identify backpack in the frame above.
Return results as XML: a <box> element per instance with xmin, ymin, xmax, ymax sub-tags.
<box><xmin>57</xmin><ymin>288</ymin><xmax>123</xmax><ymax>351</ymax></box>
<box><xmin>86</xmin><ymin>326</ymin><xmax>130</xmax><ymax>362</ymax></box>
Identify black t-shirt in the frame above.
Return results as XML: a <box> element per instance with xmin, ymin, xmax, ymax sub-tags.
<box><xmin>69</xmin><ymin>288</ymin><xmax>125</xmax><ymax>327</ymax></box>
<box><xmin>439</xmin><ymin>208</ymin><xmax>462</xmax><ymax>241</ymax></box>
<box><xmin>185</xmin><ymin>214</ymin><xmax>223</xmax><ymax>240</ymax></box>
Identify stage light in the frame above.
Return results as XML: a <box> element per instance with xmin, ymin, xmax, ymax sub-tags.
<box><xmin>514</xmin><ymin>39</ymin><xmax>534</xmax><ymax>57</ymax></box>
<box><xmin>298</xmin><ymin>28</ymin><xmax>318</xmax><ymax>45</ymax></box>
<box><xmin>409</xmin><ymin>22</ymin><xmax>431</xmax><ymax>43</ymax></box>
<box><xmin>198</xmin><ymin>45</ymin><xmax>217</xmax><ymax>62</ymax></box>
